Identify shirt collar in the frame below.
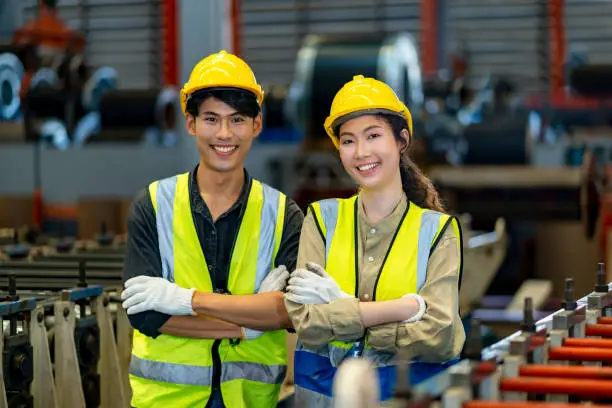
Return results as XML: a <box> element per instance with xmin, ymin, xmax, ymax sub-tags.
<box><xmin>189</xmin><ymin>165</ymin><xmax>253</xmax><ymax>214</ymax></box>
<box><xmin>356</xmin><ymin>190</ymin><xmax>408</xmax><ymax>230</ymax></box>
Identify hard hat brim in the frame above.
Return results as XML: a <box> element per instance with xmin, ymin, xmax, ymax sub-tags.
<box><xmin>180</xmin><ymin>84</ymin><xmax>264</xmax><ymax>115</ymax></box>
<box><xmin>329</xmin><ymin>108</ymin><xmax>407</xmax><ymax>132</ymax></box>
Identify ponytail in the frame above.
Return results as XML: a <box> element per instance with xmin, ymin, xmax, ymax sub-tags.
<box><xmin>399</xmin><ymin>154</ymin><xmax>446</xmax><ymax>212</ymax></box>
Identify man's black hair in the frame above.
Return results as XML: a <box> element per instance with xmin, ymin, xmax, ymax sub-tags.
<box><xmin>185</xmin><ymin>88</ymin><xmax>260</xmax><ymax>119</ymax></box>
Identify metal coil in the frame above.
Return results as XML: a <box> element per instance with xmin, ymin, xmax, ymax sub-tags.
<box><xmin>29</xmin><ymin>68</ymin><xmax>60</xmax><ymax>90</ymax></box>
<box><xmin>24</xmin><ymin>87</ymin><xmax>86</xmax><ymax>122</ymax></box>
<box><xmin>0</xmin><ymin>53</ymin><xmax>25</xmax><ymax>120</ymax></box>
<box><xmin>38</xmin><ymin>119</ymin><xmax>70</xmax><ymax>150</ymax></box>
<box><xmin>570</xmin><ymin>64</ymin><xmax>612</xmax><ymax>97</ymax></box>
<box><xmin>462</xmin><ymin>112</ymin><xmax>531</xmax><ymax>165</ymax></box>
<box><xmin>285</xmin><ymin>32</ymin><xmax>423</xmax><ymax>144</ymax></box>
<box><xmin>81</xmin><ymin>66</ymin><xmax>118</xmax><ymax>111</ymax></box>
<box><xmin>99</xmin><ymin>88</ymin><xmax>178</xmax><ymax>130</ymax></box>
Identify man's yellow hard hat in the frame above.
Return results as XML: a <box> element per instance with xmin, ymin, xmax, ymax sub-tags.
<box><xmin>180</xmin><ymin>50</ymin><xmax>264</xmax><ymax>115</ymax></box>
<box><xmin>323</xmin><ymin>75</ymin><xmax>413</xmax><ymax>148</ymax></box>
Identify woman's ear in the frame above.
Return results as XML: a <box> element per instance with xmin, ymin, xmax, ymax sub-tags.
<box><xmin>399</xmin><ymin>129</ymin><xmax>410</xmax><ymax>153</ymax></box>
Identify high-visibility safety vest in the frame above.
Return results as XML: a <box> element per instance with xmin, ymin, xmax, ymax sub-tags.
<box><xmin>129</xmin><ymin>172</ymin><xmax>288</xmax><ymax>408</ymax></box>
<box><xmin>293</xmin><ymin>196</ymin><xmax>463</xmax><ymax>405</ymax></box>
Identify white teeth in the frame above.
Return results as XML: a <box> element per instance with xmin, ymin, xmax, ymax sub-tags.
<box><xmin>213</xmin><ymin>145</ymin><xmax>237</xmax><ymax>153</ymax></box>
<box><xmin>358</xmin><ymin>163</ymin><xmax>378</xmax><ymax>172</ymax></box>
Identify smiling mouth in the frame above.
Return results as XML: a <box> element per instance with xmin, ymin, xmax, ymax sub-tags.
<box><xmin>356</xmin><ymin>162</ymin><xmax>380</xmax><ymax>174</ymax></box>
<box><xmin>211</xmin><ymin>145</ymin><xmax>238</xmax><ymax>155</ymax></box>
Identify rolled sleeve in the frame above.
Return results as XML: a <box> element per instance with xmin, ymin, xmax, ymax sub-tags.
<box><xmin>366</xmin><ymin>228</ymin><xmax>466</xmax><ymax>362</ymax></box>
<box><xmin>286</xmin><ymin>297</ymin><xmax>364</xmax><ymax>348</ymax></box>
<box><xmin>285</xmin><ymin>211</ymin><xmax>365</xmax><ymax>348</ymax></box>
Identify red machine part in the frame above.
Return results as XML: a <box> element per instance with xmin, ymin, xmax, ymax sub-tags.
<box><xmin>500</xmin><ymin>377</ymin><xmax>612</xmax><ymax>399</ymax></box>
<box><xmin>519</xmin><ymin>364</ymin><xmax>612</xmax><ymax>380</ymax></box>
<box><xmin>586</xmin><ymin>324</ymin><xmax>612</xmax><ymax>338</ymax></box>
<box><xmin>548</xmin><ymin>346</ymin><xmax>612</xmax><ymax>362</ymax></box>
<box><xmin>563</xmin><ymin>337</ymin><xmax>612</xmax><ymax>348</ymax></box>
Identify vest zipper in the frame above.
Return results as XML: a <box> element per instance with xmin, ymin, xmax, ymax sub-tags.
<box><xmin>205</xmin><ymin>339</ymin><xmax>224</xmax><ymax>407</ymax></box>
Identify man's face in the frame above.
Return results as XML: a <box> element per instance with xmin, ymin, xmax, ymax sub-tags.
<box><xmin>186</xmin><ymin>97</ymin><xmax>262</xmax><ymax>173</ymax></box>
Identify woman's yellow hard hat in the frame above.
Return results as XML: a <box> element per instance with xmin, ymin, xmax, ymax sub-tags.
<box><xmin>323</xmin><ymin>75</ymin><xmax>413</xmax><ymax>148</ymax></box>
<box><xmin>180</xmin><ymin>50</ymin><xmax>264</xmax><ymax>115</ymax></box>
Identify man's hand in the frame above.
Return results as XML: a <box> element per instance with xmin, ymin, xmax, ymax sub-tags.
<box><xmin>121</xmin><ymin>276</ymin><xmax>196</xmax><ymax>316</ymax></box>
<box><xmin>258</xmin><ymin>265</ymin><xmax>290</xmax><ymax>293</ymax></box>
<box><xmin>285</xmin><ymin>262</ymin><xmax>353</xmax><ymax>304</ymax></box>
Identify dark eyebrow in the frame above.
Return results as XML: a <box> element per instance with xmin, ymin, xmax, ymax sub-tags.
<box><xmin>339</xmin><ymin>125</ymin><xmax>383</xmax><ymax>138</ymax></box>
<box><xmin>201</xmin><ymin>111</ymin><xmax>243</xmax><ymax>117</ymax></box>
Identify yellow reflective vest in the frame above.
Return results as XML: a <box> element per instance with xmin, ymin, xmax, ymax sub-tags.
<box><xmin>293</xmin><ymin>196</ymin><xmax>462</xmax><ymax>403</ymax></box>
<box><xmin>129</xmin><ymin>172</ymin><xmax>287</xmax><ymax>408</ymax></box>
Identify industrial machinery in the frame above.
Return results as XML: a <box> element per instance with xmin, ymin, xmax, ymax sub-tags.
<box><xmin>0</xmin><ymin>232</ymin><xmax>130</xmax><ymax>408</ymax></box>
<box><xmin>332</xmin><ymin>263</ymin><xmax>612</xmax><ymax>407</ymax></box>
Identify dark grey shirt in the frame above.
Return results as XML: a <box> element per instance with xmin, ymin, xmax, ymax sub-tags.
<box><xmin>123</xmin><ymin>166</ymin><xmax>304</xmax><ymax>338</ymax></box>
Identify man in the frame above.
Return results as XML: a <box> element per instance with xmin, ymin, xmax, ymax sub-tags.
<box><xmin>121</xmin><ymin>50</ymin><xmax>303</xmax><ymax>408</ymax></box>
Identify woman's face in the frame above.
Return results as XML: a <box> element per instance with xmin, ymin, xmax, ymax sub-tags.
<box><xmin>337</xmin><ymin>115</ymin><xmax>406</xmax><ymax>191</ymax></box>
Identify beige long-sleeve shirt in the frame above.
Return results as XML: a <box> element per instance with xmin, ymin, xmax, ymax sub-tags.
<box><xmin>285</xmin><ymin>193</ymin><xmax>465</xmax><ymax>363</ymax></box>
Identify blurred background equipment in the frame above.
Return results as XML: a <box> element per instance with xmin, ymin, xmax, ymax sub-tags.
<box><xmin>0</xmin><ymin>0</ymin><xmax>178</xmax><ymax>148</ymax></box>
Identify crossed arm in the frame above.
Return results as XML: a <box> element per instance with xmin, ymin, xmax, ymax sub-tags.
<box><xmin>122</xmin><ymin>189</ymin><xmax>302</xmax><ymax>341</ymax></box>
<box><xmin>285</xmin><ymin>212</ymin><xmax>464</xmax><ymax>361</ymax></box>
<box><xmin>157</xmin><ymin>290</ymin><xmax>292</xmax><ymax>340</ymax></box>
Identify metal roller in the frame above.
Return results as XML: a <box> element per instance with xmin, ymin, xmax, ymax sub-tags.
<box><xmin>99</xmin><ymin>88</ymin><xmax>178</xmax><ymax>130</ymax></box>
<box><xmin>0</xmin><ymin>52</ymin><xmax>25</xmax><ymax>120</ymax></box>
<box><xmin>285</xmin><ymin>32</ymin><xmax>423</xmax><ymax>143</ymax></box>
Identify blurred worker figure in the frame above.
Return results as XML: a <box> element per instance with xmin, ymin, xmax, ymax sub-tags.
<box><xmin>121</xmin><ymin>50</ymin><xmax>303</xmax><ymax>408</ymax></box>
<box><xmin>285</xmin><ymin>75</ymin><xmax>465</xmax><ymax>407</ymax></box>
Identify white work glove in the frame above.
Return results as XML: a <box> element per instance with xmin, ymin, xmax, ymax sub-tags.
<box><xmin>258</xmin><ymin>265</ymin><xmax>290</xmax><ymax>293</ymax></box>
<box><xmin>121</xmin><ymin>275</ymin><xmax>196</xmax><ymax>316</ymax></box>
<box><xmin>285</xmin><ymin>262</ymin><xmax>352</xmax><ymax>304</ymax></box>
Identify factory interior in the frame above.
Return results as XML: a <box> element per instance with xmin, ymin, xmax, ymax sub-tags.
<box><xmin>2</xmin><ymin>0</ymin><xmax>612</xmax><ymax>407</ymax></box>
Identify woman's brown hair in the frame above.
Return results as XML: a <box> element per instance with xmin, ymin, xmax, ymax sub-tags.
<box><xmin>383</xmin><ymin>114</ymin><xmax>446</xmax><ymax>212</ymax></box>
<box><xmin>335</xmin><ymin>113</ymin><xmax>446</xmax><ymax>212</ymax></box>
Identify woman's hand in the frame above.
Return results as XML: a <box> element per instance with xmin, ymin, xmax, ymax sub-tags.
<box><xmin>284</xmin><ymin>262</ymin><xmax>353</xmax><ymax>304</ymax></box>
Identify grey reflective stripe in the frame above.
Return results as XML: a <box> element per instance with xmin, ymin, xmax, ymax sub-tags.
<box><xmin>131</xmin><ymin>355</ymin><xmax>285</xmax><ymax>386</ymax></box>
<box><xmin>130</xmin><ymin>355</ymin><xmax>212</xmax><ymax>386</ymax></box>
<box><xmin>417</xmin><ymin>211</ymin><xmax>444</xmax><ymax>292</ymax></box>
<box><xmin>156</xmin><ymin>176</ymin><xmax>178</xmax><ymax>282</ymax></box>
<box><xmin>318</xmin><ymin>199</ymin><xmax>339</xmax><ymax>260</ymax></box>
<box><xmin>294</xmin><ymin>385</ymin><xmax>333</xmax><ymax>407</ymax></box>
<box><xmin>220</xmin><ymin>361</ymin><xmax>286</xmax><ymax>385</ymax></box>
<box><xmin>254</xmin><ymin>183</ymin><xmax>281</xmax><ymax>292</ymax></box>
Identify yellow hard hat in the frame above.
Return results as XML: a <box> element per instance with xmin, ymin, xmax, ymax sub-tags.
<box><xmin>323</xmin><ymin>75</ymin><xmax>413</xmax><ymax>148</ymax></box>
<box><xmin>180</xmin><ymin>50</ymin><xmax>264</xmax><ymax>115</ymax></box>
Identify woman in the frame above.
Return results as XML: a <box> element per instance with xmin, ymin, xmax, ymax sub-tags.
<box><xmin>284</xmin><ymin>75</ymin><xmax>465</xmax><ymax>406</ymax></box>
